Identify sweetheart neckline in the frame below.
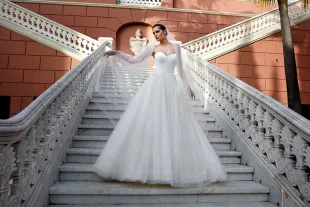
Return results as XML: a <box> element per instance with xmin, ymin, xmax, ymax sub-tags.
<box><xmin>155</xmin><ymin>52</ymin><xmax>176</xmax><ymax>57</ymax></box>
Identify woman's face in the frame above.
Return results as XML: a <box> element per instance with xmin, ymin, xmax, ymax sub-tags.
<box><xmin>152</xmin><ymin>26</ymin><xmax>167</xmax><ymax>41</ymax></box>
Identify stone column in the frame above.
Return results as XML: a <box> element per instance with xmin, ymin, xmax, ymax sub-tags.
<box><xmin>98</xmin><ymin>37</ymin><xmax>114</xmax><ymax>49</ymax></box>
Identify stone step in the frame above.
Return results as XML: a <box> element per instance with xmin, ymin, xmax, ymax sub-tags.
<box><xmin>103</xmin><ymin>69</ymin><xmax>154</xmax><ymax>72</ymax></box>
<box><xmin>100</xmin><ymin>80</ymin><xmax>148</xmax><ymax>85</ymax></box>
<box><xmin>81</xmin><ymin>114</ymin><xmax>216</xmax><ymax>128</ymax></box>
<box><xmin>85</xmin><ymin>108</ymin><xmax>211</xmax><ymax>117</ymax></box>
<box><xmin>88</xmin><ymin>100</ymin><xmax>205</xmax><ymax>110</ymax></box>
<box><xmin>77</xmin><ymin>124</ymin><xmax>223</xmax><ymax>137</ymax></box>
<box><xmin>103</xmin><ymin>72</ymin><xmax>154</xmax><ymax>75</ymax></box>
<box><xmin>88</xmin><ymin>99</ymin><xmax>204</xmax><ymax>107</ymax></box>
<box><xmin>97</xmin><ymin>91</ymin><xmax>193</xmax><ymax>98</ymax></box>
<box><xmin>102</xmin><ymin>74</ymin><xmax>152</xmax><ymax>77</ymax></box>
<box><xmin>95</xmin><ymin>92</ymin><xmax>138</xmax><ymax>96</ymax></box>
<box><xmin>102</xmin><ymin>73</ymin><xmax>153</xmax><ymax>76</ymax></box>
<box><xmin>91</xmin><ymin>94</ymin><xmax>133</xmax><ymax>100</ymax></box>
<box><xmin>72</xmin><ymin>135</ymin><xmax>231</xmax><ymax>150</ymax></box>
<box><xmin>98</xmin><ymin>82</ymin><xmax>145</xmax><ymax>87</ymax></box>
<box><xmin>59</xmin><ymin>163</ymin><xmax>253</xmax><ymax>182</ymax></box>
<box><xmin>49</xmin><ymin>181</ymin><xmax>269</xmax><ymax>205</ymax></box>
<box><xmin>86</xmin><ymin>105</ymin><xmax>208</xmax><ymax>113</ymax></box>
<box><xmin>83</xmin><ymin>110</ymin><xmax>212</xmax><ymax>119</ymax></box>
<box><xmin>99</xmin><ymin>84</ymin><xmax>141</xmax><ymax>89</ymax></box>
<box><xmin>72</xmin><ymin>136</ymin><xmax>231</xmax><ymax>143</ymax></box>
<box><xmin>49</xmin><ymin>202</ymin><xmax>277</xmax><ymax>207</ymax></box>
<box><xmin>103</xmin><ymin>71</ymin><xmax>154</xmax><ymax>74</ymax></box>
<box><xmin>97</xmin><ymin>88</ymin><xmax>139</xmax><ymax>93</ymax></box>
<box><xmin>92</xmin><ymin>93</ymin><xmax>192</xmax><ymax>99</ymax></box>
<box><xmin>85</xmin><ymin>109</ymin><xmax>124</xmax><ymax>116</ymax></box>
<box><xmin>66</xmin><ymin>148</ymin><xmax>241</xmax><ymax>164</ymax></box>
<box><xmin>101</xmin><ymin>77</ymin><xmax>149</xmax><ymax>81</ymax></box>
<box><xmin>104</xmin><ymin>68</ymin><xmax>154</xmax><ymax>72</ymax></box>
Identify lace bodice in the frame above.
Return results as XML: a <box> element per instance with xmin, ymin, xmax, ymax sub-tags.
<box><xmin>154</xmin><ymin>52</ymin><xmax>176</xmax><ymax>74</ymax></box>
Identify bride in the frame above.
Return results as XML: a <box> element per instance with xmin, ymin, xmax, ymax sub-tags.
<box><xmin>93</xmin><ymin>23</ymin><xmax>227</xmax><ymax>188</ymax></box>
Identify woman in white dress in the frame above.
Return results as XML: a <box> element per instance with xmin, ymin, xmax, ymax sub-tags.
<box><xmin>93</xmin><ymin>23</ymin><xmax>227</xmax><ymax>188</ymax></box>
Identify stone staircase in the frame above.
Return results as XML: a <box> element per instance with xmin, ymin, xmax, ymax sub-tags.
<box><xmin>48</xmin><ymin>68</ymin><xmax>276</xmax><ymax>207</ymax></box>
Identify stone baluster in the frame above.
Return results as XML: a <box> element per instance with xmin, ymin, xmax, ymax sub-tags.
<box><xmin>0</xmin><ymin>0</ymin><xmax>99</xmax><ymax>56</ymax></box>
<box><xmin>11</xmin><ymin>139</ymin><xmax>27</xmax><ymax>202</ymax></box>
<box><xmin>262</xmin><ymin>111</ymin><xmax>275</xmax><ymax>159</ymax></box>
<box><xmin>182</xmin><ymin>0</ymin><xmax>308</xmax><ymax>58</ymax></box>
<box><xmin>0</xmin><ymin>145</ymin><xmax>17</xmax><ymax>206</ymax></box>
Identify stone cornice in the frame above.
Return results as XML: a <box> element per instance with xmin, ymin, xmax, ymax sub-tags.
<box><xmin>11</xmin><ymin>0</ymin><xmax>256</xmax><ymax>17</ymax></box>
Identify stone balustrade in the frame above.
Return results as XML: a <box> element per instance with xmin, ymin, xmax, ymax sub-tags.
<box><xmin>117</xmin><ymin>0</ymin><xmax>161</xmax><ymax>6</ymax></box>
<box><xmin>182</xmin><ymin>0</ymin><xmax>310</xmax><ymax>61</ymax></box>
<box><xmin>184</xmin><ymin>49</ymin><xmax>310</xmax><ymax>205</ymax></box>
<box><xmin>0</xmin><ymin>0</ymin><xmax>99</xmax><ymax>59</ymax></box>
<box><xmin>0</xmin><ymin>41</ymin><xmax>111</xmax><ymax>207</ymax></box>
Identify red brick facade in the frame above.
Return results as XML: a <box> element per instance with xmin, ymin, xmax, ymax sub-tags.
<box><xmin>1</xmin><ymin>1</ymin><xmax>307</xmax><ymax>117</ymax></box>
<box><xmin>210</xmin><ymin>21</ymin><xmax>310</xmax><ymax>106</ymax></box>
<box><xmin>16</xmin><ymin>2</ymin><xmax>248</xmax><ymax>42</ymax></box>
<box><xmin>0</xmin><ymin>2</ymin><xmax>250</xmax><ymax>117</ymax></box>
<box><xmin>0</xmin><ymin>26</ymin><xmax>79</xmax><ymax>117</ymax></box>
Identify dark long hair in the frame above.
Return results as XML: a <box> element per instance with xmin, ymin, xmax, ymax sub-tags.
<box><xmin>152</xmin><ymin>23</ymin><xmax>167</xmax><ymax>35</ymax></box>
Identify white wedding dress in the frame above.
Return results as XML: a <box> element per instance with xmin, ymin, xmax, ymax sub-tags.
<box><xmin>93</xmin><ymin>51</ymin><xmax>227</xmax><ymax>188</ymax></box>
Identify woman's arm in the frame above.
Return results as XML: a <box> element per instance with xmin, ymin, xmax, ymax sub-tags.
<box><xmin>104</xmin><ymin>44</ymin><xmax>155</xmax><ymax>65</ymax></box>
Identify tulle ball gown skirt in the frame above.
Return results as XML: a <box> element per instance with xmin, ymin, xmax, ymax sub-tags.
<box><xmin>93</xmin><ymin>71</ymin><xmax>227</xmax><ymax>188</ymax></box>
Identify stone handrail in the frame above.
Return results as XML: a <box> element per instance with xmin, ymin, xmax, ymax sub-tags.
<box><xmin>117</xmin><ymin>0</ymin><xmax>161</xmax><ymax>6</ymax></box>
<box><xmin>182</xmin><ymin>0</ymin><xmax>310</xmax><ymax>61</ymax></box>
<box><xmin>0</xmin><ymin>0</ymin><xmax>99</xmax><ymax>59</ymax></box>
<box><xmin>184</xmin><ymin>50</ymin><xmax>310</xmax><ymax>206</ymax></box>
<box><xmin>0</xmin><ymin>41</ymin><xmax>111</xmax><ymax>207</ymax></box>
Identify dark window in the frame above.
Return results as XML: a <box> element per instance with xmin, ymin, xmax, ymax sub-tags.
<box><xmin>302</xmin><ymin>104</ymin><xmax>310</xmax><ymax>120</ymax></box>
<box><xmin>0</xmin><ymin>96</ymin><xmax>10</xmax><ymax>119</ymax></box>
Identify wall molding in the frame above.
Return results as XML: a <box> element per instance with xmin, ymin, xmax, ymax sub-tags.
<box><xmin>11</xmin><ymin>0</ymin><xmax>256</xmax><ymax>17</ymax></box>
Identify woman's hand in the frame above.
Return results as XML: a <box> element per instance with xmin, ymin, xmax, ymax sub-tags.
<box><xmin>103</xmin><ymin>50</ymin><xmax>118</xmax><ymax>57</ymax></box>
<box><xmin>189</xmin><ymin>87</ymin><xmax>196</xmax><ymax>100</ymax></box>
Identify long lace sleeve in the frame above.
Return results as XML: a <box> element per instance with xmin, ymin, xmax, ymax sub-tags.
<box><xmin>173</xmin><ymin>43</ymin><xmax>204</xmax><ymax>102</ymax></box>
<box><xmin>173</xmin><ymin>44</ymin><xmax>188</xmax><ymax>86</ymax></box>
<box><xmin>112</xmin><ymin>44</ymin><xmax>155</xmax><ymax>68</ymax></box>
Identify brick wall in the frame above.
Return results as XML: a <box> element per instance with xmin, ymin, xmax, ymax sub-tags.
<box><xmin>0</xmin><ymin>2</ymin><xmax>249</xmax><ymax>117</ymax></box>
<box><xmin>173</xmin><ymin>0</ymin><xmax>273</xmax><ymax>14</ymax></box>
<box><xmin>21</xmin><ymin>0</ymin><xmax>268</xmax><ymax>13</ymax></box>
<box><xmin>16</xmin><ymin>2</ymin><xmax>248</xmax><ymax>43</ymax></box>
<box><xmin>210</xmin><ymin>21</ymin><xmax>310</xmax><ymax>106</ymax></box>
<box><xmin>0</xmin><ymin>26</ymin><xmax>79</xmax><ymax>117</ymax></box>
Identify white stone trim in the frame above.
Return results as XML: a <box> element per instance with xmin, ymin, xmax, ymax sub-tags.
<box><xmin>182</xmin><ymin>0</ymin><xmax>310</xmax><ymax>61</ymax></box>
<box><xmin>210</xmin><ymin>98</ymin><xmax>306</xmax><ymax>206</ymax></box>
<box><xmin>117</xmin><ymin>0</ymin><xmax>161</xmax><ymax>6</ymax></box>
<box><xmin>10</xmin><ymin>0</ymin><xmax>255</xmax><ymax>17</ymax></box>
<box><xmin>185</xmin><ymin>50</ymin><xmax>310</xmax><ymax>205</ymax></box>
<box><xmin>0</xmin><ymin>17</ymin><xmax>87</xmax><ymax>60</ymax></box>
<box><xmin>0</xmin><ymin>41</ymin><xmax>111</xmax><ymax>207</ymax></box>
<box><xmin>0</xmin><ymin>0</ymin><xmax>100</xmax><ymax>59</ymax></box>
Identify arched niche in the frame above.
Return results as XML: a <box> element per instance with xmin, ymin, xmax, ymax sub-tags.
<box><xmin>116</xmin><ymin>23</ymin><xmax>155</xmax><ymax>67</ymax></box>
<box><xmin>116</xmin><ymin>23</ymin><xmax>153</xmax><ymax>54</ymax></box>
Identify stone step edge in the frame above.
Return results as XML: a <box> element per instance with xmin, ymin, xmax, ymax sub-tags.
<box><xmin>77</xmin><ymin>124</ymin><xmax>223</xmax><ymax>132</ymax></box>
<box><xmin>49</xmin><ymin>181</ymin><xmax>269</xmax><ymax>195</ymax></box>
<box><xmin>59</xmin><ymin>163</ymin><xmax>254</xmax><ymax>173</ymax></box>
<box><xmin>85</xmin><ymin>108</ymin><xmax>210</xmax><ymax>114</ymax></box>
<box><xmin>48</xmin><ymin>202</ymin><xmax>277</xmax><ymax>207</ymax></box>
<box><xmin>72</xmin><ymin>136</ymin><xmax>231</xmax><ymax>143</ymax></box>
<box><xmin>82</xmin><ymin>115</ymin><xmax>215</xmax><ymax>122</ymax></box>
<box><xmin>66</xmin><ymin>148</ymin><xmax>241</xmax><ymax>157</ymax></box>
